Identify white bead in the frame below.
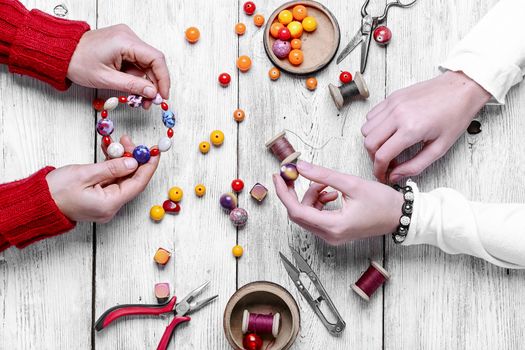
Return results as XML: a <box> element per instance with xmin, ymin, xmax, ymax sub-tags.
<box><xmin>107</xmin><ymin>142</ymin><xmax>124</xmax><ymax>158</ymax></box>
<box><xmin>104</xmin><ymin>97</ymin><xmax>119</xmax><ymax>111</ymax></box>
<box><xmin>158</xmin><ymin>136</ymin><xmax>172</xmax><ymax>152</ymax></box>
<box><xmin>152</xmin><ymin>93</ymin><xmax>163</xmax><ymax>105</ymax></box>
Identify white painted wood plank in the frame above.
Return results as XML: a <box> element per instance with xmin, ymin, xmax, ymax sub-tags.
<box><xmin>0</xmin><ymin>1</ymin><xmax>96</xmax><ymax>349</ymax></box>
<box><xmin>385</xmin><ymin>1</ymin><xmax>525</xmax><ymax>349</ymax></box>
<box><xmin>238</xmin><ymin>0</ymin><xmax>386</xmax><ymax>348</ymax></box>
<box><xmin>94</xmin><ymin>1</ymin><xmax>237</xmax><ymax>349</ymax></box>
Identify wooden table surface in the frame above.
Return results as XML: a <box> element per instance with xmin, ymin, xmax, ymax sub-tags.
<box><xmin>2</xmin><ymin>0</ymin><xmax>525</xmax><ymax>349</ymax></box>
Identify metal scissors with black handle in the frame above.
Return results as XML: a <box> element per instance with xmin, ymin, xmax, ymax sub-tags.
<box><xmin>95</xmin><ymin>281</ymin><xmax>218</xmax><ymax>350</ymax></box>
<box><xmin>337</xmin><ymin>0</ymin><xmax>418</xmax><ymax>72</ymax></box>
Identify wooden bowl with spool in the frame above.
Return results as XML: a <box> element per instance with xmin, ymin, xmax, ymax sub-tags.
<box><xmin>223</xmin><ymin>281</ymin><xmax>300</xmax><ymax>350</ymax></box>
<box><xmin>263</xmin><ymin>0</ymin><xmax>340</xmax><ymax>75</ymax></box>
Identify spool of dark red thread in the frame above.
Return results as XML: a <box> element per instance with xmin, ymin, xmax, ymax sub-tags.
<box><xmin>242</xmin><ymin>310</ymin><xmax>281</xmax><ymax>338</ymax></box>
<box><xmin>265</xmin><ymin>131</ymin><xmax>301</xmax><ymax>165</ymax></box>
<box><xmin>351</xmin><ymin>261</ymin><xmax>390</xmax><ymax>301</ymax></box>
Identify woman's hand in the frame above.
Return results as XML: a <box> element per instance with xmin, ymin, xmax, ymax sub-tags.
<box><xmin>361</xmin><ymin>71</ymin><xmax>491</xmax><ymax>183</ymax></box>
<box><xmin>273</xmin><ymin>161</ymin><xmax>403</xmax><ymax>245</ymax></box>
<box><xmin>67</xmin><ymin>24</ymin><xmax>170</xmax><ymax>105</ymax></box>
<box><xmin>46</xmin><ymin>135</ymin><xmax>160</xmax><ymax>223</ymax></box>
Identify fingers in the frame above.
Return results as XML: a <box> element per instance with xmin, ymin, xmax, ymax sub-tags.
<box><xmin>372</xmin><ymin>132</ymin><xmax>419</xmax><ymax>183</ymax></box>
<box><xmin>127</xmin><ymin>42</ymin><xmax>170</xmax><ymax>99</ymax></box>
<box><xmin>296</xmin><ymin>161</ymin><xmax>361</xmax><ymax>194</ymax></box>
<box><xmin>363</xmin><ymin>122</ymin><xmax>397</xmax><ymax>160</ymax></box>
<box><xmin>302</xmin><ymin>183</ymin><xmax>328</xmax><ymax>206</ymax></box>
<box><xmin>389</xmin><ymin>141</ymin><xmax>445</xmax><ymax>182</ymax></box>
<box><xmin>106</xmin><ymin>69</ymin><xmax>158</xmax><ymax>99</ymax></box>
<box><xmin>84</xmin><ymin>157</ymin><xmax>139</xmax><ymax>185</ymax></box>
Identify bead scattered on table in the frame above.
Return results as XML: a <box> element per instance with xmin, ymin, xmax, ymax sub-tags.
<box><xmin>168</xmin><ymin>186</ymin><xmax>184</xmax><ymax>202</ymax></box>
<box><xmin>195</xmin><ymin>184</ymin><xmax>206</xmax><ymax>197</ymax></box>
<box><xmin>210</xmin><ymin>130</ymin><xmax>225</xmax><ymax>146</ymax></box>
<box><xmin>154</xmin><ymin>247</ymin><xmax>172</xmax><ymax>265</ymax></box>
<box><xmin>199</xmin><ymin>141</ymin><xmax>211</xmax><ymax>154</ymax></box>
<box><xmin>243</xmin><ymin>1</ymin><xmax>256</xmax><ymax>15</ymax></box>
<box><xmin>250</xmin><ymin>183</ymin><xmax>268</xmax><ymax>202</ymax></box>
<box><xmin>280</xmin><ymin>163</ymin><xmax>299</xmax><ymax>182</ymax></box>
<box><xmin>220</xmin><ymin>192</ymin><xmax>238</xmax><ymax>211</ymax></box>
<box><xmin>233</xmin><ymin>109</ymin><xmax>245</xmax><ymax>123</ymax></box>
<box><xmin>373</xmin><ymin>25</ymin><xmax>392</xmax><ymax>45</ymax></box>
<box><xmin>339</xmin><ymin>71</ymin><xmax>353</xmax><ymax>84</ymax></box>
<box><xmin>219</xmin><ymin>72</ymin><xmax>231</xmax><ymax>87</ymax></box>
<box><xmin>235</xmin><ymin>22</ymin><xmax>246</xmax><ymax>35</ymax></box>
<box><xmin>306</xmin><ymin>77</ymin><xmax>317</xmax><ymax>90</ymax></box>
<box><xmin>237</xmin><ymin>55</ymin><xmax>252</xmax><ymax>72</ymax></box>
<box><xmin>150</xmin><ymin>205</ymin><xmax>165</xmax><ymax>222</ymax></box>
<box><xmin>253</xmin><ymin>14</ymin><xmax>265</xmax><ymax>27</ymax></box>
<box><xmin>154</xmin><ymin>283</ymin><xmax>171</xmax><ymax>304</ymax></box>
<box><xmin>163</xmin><ymin>200</ymin><xmax>181</xmax><ymax>214</ymax></box>
<box><xmin>230</xmin><ymin>208</ymin><xmax>249</xmax><ymax>227</ymax></box>
<box><xmin>232</xmin><ymin>245</ymin><xmax>244</xmax><ymax>258</ymax></box>
<box><xmin>232</xmin><ymin>179</ymin><xmax>245</xmax><ymax>192</ymax></box>
<box><xmin>185</xmin><ymin>26</ymin><xmax>200</xmax><ymax>43</ymax></box>
<box><xmin>269</xmin><ymin>67</ymin><xmax>281</xmax><ymax>80</ymax></box>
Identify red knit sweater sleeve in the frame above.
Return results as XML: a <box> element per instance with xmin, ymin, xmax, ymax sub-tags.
<box><xmin>0</xmin><ymin>167</ymin><xmax>76</xmax><ymax>251</ymax></box>
<box><xmin>0</xmin><ymin>0</ymin><xmax>90</xmax><ymax>90</ymax></box>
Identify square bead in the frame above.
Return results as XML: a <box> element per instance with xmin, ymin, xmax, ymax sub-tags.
<box><xmin>250</xmin><ymin>183</ymin><xmax>268</xmax><ymax>202</ymax></box>
<box><xmin>154</xmin><ymin>283</ymin><xmax>171</xmax><ymax>304</ymax></box>
<box><xmin>154</xmin><ymin>247</ymin><xmax>171</xmax><ymax>265</ymax></box>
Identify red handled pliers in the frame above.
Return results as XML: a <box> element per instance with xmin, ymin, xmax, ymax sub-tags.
<box><xmin>94</xmin><ymin>281</ymin><xmax>218</xmax><ymax>350</ymax></box>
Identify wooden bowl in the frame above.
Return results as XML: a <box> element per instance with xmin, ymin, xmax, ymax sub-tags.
<box><xmin>223</xmin><ymin>281</ymin><xmax>300</xmax><ymax>350</ymax></box>
<box><xmin>263</xmin><ymin>0</ymin><xmax>340</xmax><ymax>75</ymax></box>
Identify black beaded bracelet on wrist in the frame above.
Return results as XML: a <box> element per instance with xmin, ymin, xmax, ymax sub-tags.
<box><xmin>392</xmin><ymin>184</ymin><xmax>414</xmax><ymax>244</ymax></box>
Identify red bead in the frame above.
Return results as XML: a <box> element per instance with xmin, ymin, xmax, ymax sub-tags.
<box><xmin>218</xmin><ymin>73</ymin><xmax>231</xmax><ymax>87</ymax></box>
<box><xmin>101</xmin><ymin>110</ymin><xmax>108</xmax><ymax>118</ymax></box>
<box><xmin>339</xmin><ymin>71</ymin><xmax>353</xmax><ymax>84</ymax></box>
<box><xmin>242</xmin><ymin>333</ymin><xmax>262</xmax><ymax>350</ymax></box>
<box><xmin>123</xmin><ymin>152</ymin><xmax>133</xmax><ymax>158</ymax></box>
<box><xmin>167</xmin><ymin>128</ymin><xmax>174</xmax><ymax>138</ymax></box>
<box><xmin>243</xmin><ymin>1</ymin><xmax>256</xmax><ymax>15</ymax></box>
<box><xmin>92</xmin><ymin>98</ymin><xmax>105</xmax><ymax>111</ymax></box>
<box><xmin>150</xmin><ymin>148</ymin><xmax>160</xmax><ymax>157</ymax></box>
<box><xmin>278</xmin><ymin>27</ymin><xmax>291</xmax><ymax>41</ymax></box>
<box><xmin>102</xmin><ymin>136</ymin><xmax>111</xmax><ymax>146</ymax></box>
<box><xmin>163</xmin><ymin>200</ymin><xmax>181</xmax><ymax>214</ymax></box>
<box><xmin>373</xmin><ymin>25</ymin><xmax>392</xmax><ymax>45</ymax></box>
<box><xmin>231</xmin><ymin>179</ymin><xmax>244</xmax><ymax>192</ymax></box>
<box><xmin>118</xmin><ymin>96</ymin><xmax>127</xmax><ymax>103</ymax></box>
<box><xmin>161</xmin><ymin>102</ymin><xmax>169</xmax><ymax>111</ymax></box>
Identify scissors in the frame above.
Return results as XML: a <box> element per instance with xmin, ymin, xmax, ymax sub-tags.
<box><xmin>336</xmin><ymin>0</ymin><xmax>418</xmax><ymax>72</ymax></box>
<box><xmin>95</xmin><ymin>281</ymin><xmax>218</xmax><ymax>350</ymax></box>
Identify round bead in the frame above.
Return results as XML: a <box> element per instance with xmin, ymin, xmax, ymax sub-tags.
<box><xmin>302</xmin><ymin>16</ymin><xmax>317</xmax><ymax>32</ymax></box>
<box><xmin>158</xmin><ymin>136</ymin><xmax>172</xmax><ymax>152</ymax></box>
<box><xmin>162</xmin><ymin>110</ymin><xmax>176</xmax><ymax>128</ymax></box>
<box><xmin>150</xmin><ymin>148</ymin><xmax>160</xmax><ymax>157</ymax></box>
<box><xmin>404</xmin><ymin>191</ymin><xmax>415</xmax><ymax>202</ymax></box>
<box><xmin>96</xmin><ymin>118</ymin><xmax>114</xmax><ymax>136</ymax></box>
<box><xmin>243</xmin><ymin>1</ymin><xmax>256</xmax><ymax>15</ymax></box>
<box><xmin>269</xmin><ymin>67</ymin><xmax>281</xmax><ymax>80</ymax></box>
<box><xmin>272</xmin><ymin>40</ymin><xmax>291</xmax><ymax>59</ymax></box>
<box><xmin>339</xmin><ymin>71</ymin><xmax>353</xmax><ymax>84</ymax></box>
<box><xmin>289</xmin><ymin>49</ymin><xmax>304</xmax><ymax>65</ymax></box>
<box><xmin>280</xmin><ymin>163</ymin><xmax>299</xmax><ymax>182</ymax></box>
<box><xmin>232</xmin><ymin>245</ymin><xmax>244</xmax><ymax>258</ymax></box>
<box><xmin>306</xmin><ymin>77</ymin><xmax>317</xmax><ymax>90</ymax></box>
<box><xmin>210</xmin><ymin>130</ymin><xmax>225</xmax><ymax>146</ymax></box>
<box><xmin>118</xmin><ymin>96</ymin><xmax>127</xmax><ymax>103</ymax></box>
<box><xmin>237</xmin><ymin>55</ymin><xmax>252</xmax><ymax>72</ymax></box>
<box><xmin>161</xmin><ymin>102</ymin><xmax>169</xmax><ymax>111</ymax></box>
<box><xmin>235</xmin><ymin>22</ymin><xmax>246</xmax><ymax>35</ymax></box>
<box><xmin>93</xmin><ymin>98</ymin><xmax>105</xmax><ymax>111</ymax></box>
<box><xmin>127</xmin><ymin>94</ymin><xmax>143</xmax><ymax>108</ymax></box>
<box><xmin>133</xmin><ymin>145</ymin><xmax>151</xmax><ymax>164</ymax></box>
<box><xmin>373</xmin><ymin>25</ymin><xmax>392</xmax><ymax>45</ymax></box>
<box><xmin>402</xmin><ymin>203</ymin><xmax>413</xmax><ymax>215</ymax></box>
<box><xmin>101</xmin><ymin>110</ymin><xmax>108</xmax><ymax>118</ymax></box>
<box><xmin>230</xmin><ymin>208</ymin><xmax>248</xmax><ymax>227</ymax></box>
<box><xmin>291</xmin><ymin>38</ymin><xmax>302</xmax><ymax>49</ymax></box>
<box><xmin>185</xmin><ymin>27</ymin><xmax>200</xmax><ymax>43</ymax></box>
<box><xmin>292</xmin><ymin>5</ymin><xmax>308</xmax><ymax>21</ymax></box>
<box><xmin>220</xmin><ymin>192</ymin><xmax>238</xmax><ymax>211</ymax></box>
<box><xmin>218</xmin><ymin>73</ymin><xmax>231</xmax><ymax>87</ymax></box>
<box><xmin>400</xmin><ymin>215</ymin><xmax>411</xmax><ymax>227</ymax></box>
<box><xmin>123</xmin><ymin>152</ymin><xmax>133</xmax><ymax>158</ymax></box>
<box><xmin>278</xmin><ymin>27</ymin><xmax>291</xmax><ymax>41</ymax></box>
<box><xmin>287</xmin><ymin>21</ymin><xmax>303</xmax><ymax>39</ymax></box>
<box><xmin>168</xmin><ymin>186</ymin><xmax>184</xmax><ymax>202</ymax></box>
<box><xmin>278</xmin><ymin>10</ymin><xmax>293</xmax><ymax>25</ymax></box>
<box><xmin>270</xmin><ymin>22</ymin><xmax>284</xmax><ymax>39</ymax></box>
<box><xmin>167</xmin><ymin>128</ymin><xmax>174</xmax><ymax>138</ymax></box>
<box><xmin>231</xmin><ymin>179</ymin><xmax>244</xmax><ymax>192</ymax></box>
<box><xmin>102</xmin><ymin>136</ymin><xmax>112</xmax><ymax>146</ymax></box>
<box><xmin>150</xmin><ymin>205</ymin><xmax>165</xmax><ymax>222</ymax></box>
<box><xmin>104</xmin><ymin>97</ymin><xmax>119</xmax><ymax>111</ymax></box>
<box><xmin>397</xmin><ymin>226</ymin><xmax>408</xmax><ymax>236</ymax></box>
<box><xmin>163</xmin><ymin>200</ymin><xmax>181</xmax><ymax>214</ymax></box>
<box><xmin>253</xmin><ymin>14</ymin><xmax>265</xmax><ymax>27</ymax></box>
<box><xmin>199</xmin><ymin>141</ymin><xmax>211</xmax><ymax>154</ymax></box>
<box><xmin>194</xmin><ymin>184</ymin><xmax>206</xmax><ymax>197</ymax></box>
<box><xmin>152</xmin><ymin>93</ymin><xmax>163</xmax><ymax>105</ymax></box>
<box><xmin>233</xmin><ymin>109</ymin><xmax>245</xmax><ymax>122</ymax></box>
<box><xmin>243</xmin><ymin>333</ymin><xmax>263</xmax><ymax>350</ymax></box>
<box><xmin>107</xmin><ymin>142</ymin><xmax>125</xmax><ymax>159</ymax></box>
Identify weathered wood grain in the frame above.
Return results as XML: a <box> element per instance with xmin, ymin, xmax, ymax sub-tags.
<box><xmin>0</xmin><ymin>1</ymin><xmax>96</xmax><ymax>349</ymax></box>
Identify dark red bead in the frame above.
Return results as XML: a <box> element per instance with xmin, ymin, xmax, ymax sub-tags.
<box><xmin>101</xmin><ymin>110</ymin><xmax>108</xmax><ymax>118</ymax></box>
<box><xmin>123</xmin><ymin>152</ymin><xmax>133</xmax><ymax>158</ymax></box>
<box><xmin>373</xmin><ymin>25</ymin><xmax>392</xmax><ymax>45</ymax></box>
<box><xmin>167</xmin><ymin>128</ymin><xmax>174</xmax><ymax>138</ymax></box>
<box><xmin>163</xmin><ymin>200</ymin><xmax>181</xmax><ymax>214</ymax></box>
<box><xmin>218</xmin><ymin>73</ymin><xmax>231</xmax><ymax>87</ymax></box>
<box><xmin>118</xmin><ymin>96</ymin><xmax>127</xmax><ymax>103</ymax></box>
<box><xmin>339</xmin><ymin>71</ymin><xmax>353</xmax><ymax>84</ymax></box>
<box><xmin>102</xmin><ymin>136</ymin><xmax>111</xmax><ymax>146</ymax></box>
<box><xmin>243</xmin><ymin>333</ymin><xmax>262</xmax><ymax>350</ymax></box>
<box><xmin>231</xmin><ymin>179</ymin><xmax>244</xmax><ymax>192</ymax></box>
<box><xmin>92</xmin><ymin>98</ymin><xmax>105</xmax><ymax>111</ymax></box>
<box><xmin>161</xmin><ymin>102</ymin><xmax>169</xmax><ymax>111</ymax></box>
<box><xmin>278</xmin><ymin>27</ymin><xmax>291</xmax><ymax>41</ymax></box>
<box><xmin>243</xmin><ymin>1</ymin><xmax>256</xmax><ymax>15</ymax></box>
<box><xmin>150</xmin><ymin>148</ymin><xmax>160</xmax><ymax>157</ymax></box>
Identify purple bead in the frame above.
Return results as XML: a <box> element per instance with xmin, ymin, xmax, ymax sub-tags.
<box><xmin>272</xmin><ymin>40</ymin><xmax>291</xmax><ymax>59</ymax></box>
<box><xmin>220</xmin><ymin>192</ymin><xmax>238</xmax><ymax>211</ymax></box>
<box><xmin>133</xmin><ymin>145</ymin><xmax>150</xmax><ymax>164</ymax></box>
<box><xmin>229</xmin><ymin>208</ymin><xmax>248</xmax><ymax>227</ymax></box>
<box><xmin>280</xmin><ymin>163</ymin><xmax>299</xmax><ymax>182</ymax></box>
<box><xmin>96</xmin><ymin>119</ymin><xmax>114</xmax><ymax>136</ymax></box>
<box><xmin>127</xmin><ymin>94</ymin><xmax>143</xmax><ymax>108</ymax></box>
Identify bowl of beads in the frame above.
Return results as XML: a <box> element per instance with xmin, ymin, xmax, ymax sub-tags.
<box><xmin>263</xmin><ymin>0</ymin><xmax>340</xmax><ymax>75</ymax></box>
<box><xmin>223</xmin><ymin>281</ymin><xmax>300</xmax><ymax>350</ymax></box>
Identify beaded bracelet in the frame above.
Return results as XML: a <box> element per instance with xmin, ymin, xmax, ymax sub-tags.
<box><xmin>94</xmin><ymin>94</ymin><xmax>176</xmax><ymax>164</ymax></box>
<box><xmin>392</xmin><ymin>184</ymin><xmax>414</xmax><ymax>244</ymax></box>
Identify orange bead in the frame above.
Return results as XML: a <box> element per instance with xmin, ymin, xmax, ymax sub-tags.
<box><xmin>185</xmin><ymin>27</ymin><xmax>200</xmax><ymax>43</ymax></box>
<box><xmin>306</xmin><ymin>77</ymin><xmax>317</xmax><ymax>90</ymax></box>
<box><xmin>292</xmin><ymin>5</ymin><xmax>308</xmax><ymax>21</ymax></box>
<box><xmin>233</xmin><ymin>109</ymin><xmax>245</xmax><ymax>122</ymax></box>
<box><xmin>253</xmin><ymin>14</ymin><xmax>265</xmax><ymax>27</ymax></box>
<box><xmin>268</xmin><ymin>67</ymin><xmax>281</xmax><ymax>81</ymax></box>
<box><xmin>291</xmin><ymin>38</ymin><xmax>302</xmax><ymax>49</ymax></box>
<box><xmin>288</xmin><ymin>49</ymin><xmax>304</xmax><ymax>66</ymax></box>
<box><xmin>270</xmin><ymin>22</ymin><xmax>284</xmax><ymax>39</ymax></box>
<box><xmin>153</xmin><ymin>248</ymin><xmax>171</xmax><ymax>265</ymax></box>
<box><xmin>237</xmin><ymin>55</ymin><xmax>252</xmax><ymax>72</ymax></box>
<box><xmin>235</xmin><ymin>22</ymin><xmax>246</xmax><ymax>35</ymax></box>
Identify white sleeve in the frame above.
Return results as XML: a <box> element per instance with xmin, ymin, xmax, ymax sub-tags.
<box><xmin>439</xmin><ymin>0</ymin><xmax>525</xmax><ymax>104</ymax></box>
<box><xmin>402</xmin><ymin>181</ymin><xmax>525</xmax><ymax>269</ymax></box>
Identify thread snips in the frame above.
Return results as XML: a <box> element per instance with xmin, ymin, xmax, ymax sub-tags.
<box><xmin>280</xmin><ymin>245</ymin><xmax>345</xmax><ymax>335</ymax></box>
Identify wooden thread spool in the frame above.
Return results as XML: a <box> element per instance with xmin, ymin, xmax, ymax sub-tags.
<box><xmin>265</xmin><ymin>131</ymin><xmax>301</xmax><ymax>165</ymax></box>
<box><xmin>328</xmin><ymin>71</ymin><xmax>370</xmax><ymax>110</ymax></box>
<box><xmin>351</xmin><ymin>261</ymin><xmax>390</xmax><ymax>302</ymax></box>
<box><xmin>242</xmin><ymin>310</ymin><xmax>281</xmax><ymax>338</ymax></box>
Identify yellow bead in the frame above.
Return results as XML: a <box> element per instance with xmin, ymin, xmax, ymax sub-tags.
<box><xmin>168</xmin><ymin>186</ymin><xmax>184</xmax><ymax>202</ymax></box>
<box><xmin>232</xmin><ymin>245</ymin><xmax>244</xmax><ymax>258</ymax></box>
<box><xmin>195</xmin><ymin>184</ymin><xmax>206</xmax><ymax>197</ymax></box>
<box><xmin>150</xmin><ymin>205</ymin><xmax>165</xmax><ymax>221</ymax></box>
<box><xmin>302</xmin><ymin>16</ymin><xmax>317</xmax><ymax>32</ymax></box>
<box><xmin>199</xmin><ymin>141</ymin><xmax>211</xmax><ymax>154</ymax></box>
<box><xmin>278</xmin><ymin>10</ymin><xmax>293</xmax><ymax>25</ymax></box>
<box><xmin>287</xmin><ymin>21</ymin><xmax>303</xmax><ymax>39</ymax></box>
<box><xmin>210</xmin><ymin>130</ymin><xmax>225</xmax><ymax>146</ymax></box>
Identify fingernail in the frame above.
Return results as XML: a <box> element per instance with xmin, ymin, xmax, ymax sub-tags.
<box><xmin>124</xmin><ymin>158</ymin><xmax>138</xmax><ymax>169</ymax></box>
<box><xmin>390</xmin><ymin>174</ymin><xmax>402</xmax><ymax>183</ymax></box>
<box><xmin>296</xmin><ymin>160</ymin><xmax>311</xmax><ymax>171</ymax></box>
<box><xmin>143</xmin><ymin>86</ymin><xmax>156</xmax><ymax>98</ymax></box>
